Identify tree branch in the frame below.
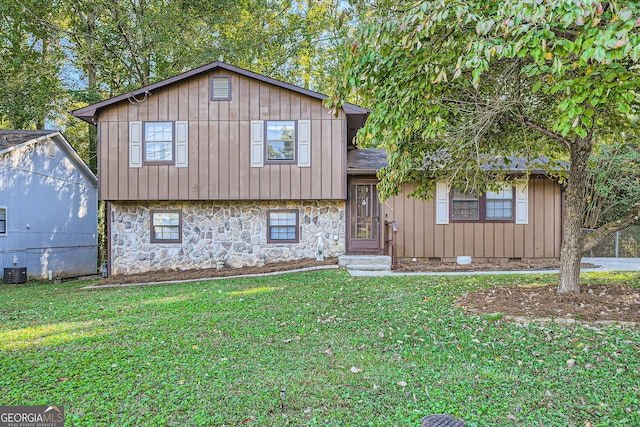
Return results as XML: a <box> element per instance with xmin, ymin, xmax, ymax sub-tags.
<box><xmin>505</xmin><ymin>114</ymin><xmax>572</xmax><ymax>150</ymax></box>
<box><xmin>582</xmin><ymin>202</ymin><xmax>640</xmax><ymax>253</ymax></box>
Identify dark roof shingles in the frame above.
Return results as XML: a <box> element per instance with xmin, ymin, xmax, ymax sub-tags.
<box><xmin>0</xmin><ymin>130</ymin><xmax>53</xmax><ymax>150</ymax></box>
<box><xmin>347</xmin><ymin>148</ymin><xmax>388</xmax><ymax>172</ymax></box>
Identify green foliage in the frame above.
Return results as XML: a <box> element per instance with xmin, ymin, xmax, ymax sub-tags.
<box><xmin>585</xmin><ymin>141</ymin><xmax>640</xmax><ymax>228</ymax></box>
<box><xmin>0</xmin><ymin>0</ymin><xmax>65</xmax><ymax>129</ymax></box>
<box><xmin>0</xmin><ymin>271</ymin><xmax>638</xmax><ymax>425</ymax></box>
<box><xmin>333</xmin><ymin>0</ymin><xmax>640</xmax><ymax>200</ymax></box>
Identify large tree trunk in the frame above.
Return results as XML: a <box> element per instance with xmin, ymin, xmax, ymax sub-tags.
<box><xmin>558</xmin><ymin>138</ymin><xmax>593</xmax><ymax>294</ymax></box>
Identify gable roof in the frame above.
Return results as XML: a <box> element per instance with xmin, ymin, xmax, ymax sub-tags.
<box><xmin>72</xmin><ymin>61</ymin><xmax>368</xmax><ymax>124</ymax></box>
<box><xmin>0</xmin><ymin>130</ymin><xmax>98</xmax><ymax>186</ymax></box>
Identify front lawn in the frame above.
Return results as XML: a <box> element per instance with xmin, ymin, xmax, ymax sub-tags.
<box><xmin>1</xmin><ymin>271</ymin><xmax>639</xmax><ymax>426</ymax></box>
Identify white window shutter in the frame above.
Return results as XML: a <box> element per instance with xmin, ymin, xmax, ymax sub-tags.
<box><xmin>515</xmin><ymin>182</ymin><xmax>529</xmax><ymax>224</ymax></box>
<box><xmin>297</xmin><ymin>120</ymin><xmax>311</xmax><ymax>167</ymax></box>
<box><xmin>129</xmin><ymin>121</ymin><xmax>142</xmax><ymax>168</ymax></box>
<box><xmin>250</xmin><ymin>120</ymin><xmax>264</xmax><ymax>167</ymax></box>
<box><xmin>435</xmin><ymin>182</ymin><xmax>449</xmax><ymax>224</ymax></box>
<box><xmin>175</xmin><ymin>121</ymin><xmax>189</xmax><ymax>168</ymax></box>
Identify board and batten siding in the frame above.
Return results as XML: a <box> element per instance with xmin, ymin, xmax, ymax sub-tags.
<box><xmin>97</xmin><ymin>70</ymin><xmax>346</xmax><ymax>201</ymax></box>
<box><xmin>382</xmin><ymin>178</ymin><xmax>562</xmax><ymax>259</ymax></box>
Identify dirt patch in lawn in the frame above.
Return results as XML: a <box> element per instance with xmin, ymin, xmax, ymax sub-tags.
<box><xmin>458</xmin><ymin>283</ymin><xmax>640</xmax><ymax>324</ymax></box>
<box><xmin>95</xmin><ymin>257</ymin><xmax>339</xmax><ymax>285</ymax></box>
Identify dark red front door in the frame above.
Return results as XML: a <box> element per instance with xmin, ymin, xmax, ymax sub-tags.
<box><xmin>347</xmin><ymin>180</ymin><xmax>382</xmax><ymax>253</ymax></box>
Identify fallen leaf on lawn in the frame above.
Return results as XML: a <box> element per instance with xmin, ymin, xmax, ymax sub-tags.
<box><xmin>57</xmin><ymin>378</ymin><xmax>68</xmax><ymax>382</ymax></box>
<box><xmin>397</xmin><ymin>381</ymin><xmax>407</xmax><ymax>387</ymax></box>
<box><xmin>192</xmin><ymin>345</ymin><xmax>199</xmax><ymax>349</ymax></box>
<box><xmin>350</xmin><ymin>366</ymin><xmax>363</xmax><ymax>373</ymax></box>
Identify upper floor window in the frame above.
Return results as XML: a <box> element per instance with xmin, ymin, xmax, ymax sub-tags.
<box><xmin>210</xmin><ymin>76</ymin><xmax>231</xmax><ymax>101</ymax></box>
<box><xmin>0</xmin><ymin>207</ymin><xmax>6</xmax><ymax>234</ymax></box>
<box><xmin>451</xmin><ymin>185</ymin><xmax>514</xmax><ymax>222</ymax></box>
<box><xmin>250</xmin><ymin>120</ymin><xmax>310</xmax><ymax>168</ymax></box>
<box><xmin>144</xmin><ymin>122</ymin><xmax>174</xmax><ymax>164</ymax></box>
<box><xmin>265</xmin><ymin>121</ymin><xmax>296</xmax><ymax>164</ymax></box>
<box><xmin>151</xmin><ymin>210</ymin><xmax>182</xmax><ymax>243</ymax></box>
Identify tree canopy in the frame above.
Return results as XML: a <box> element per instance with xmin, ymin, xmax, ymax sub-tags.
<box><xmin>331</xmin><ymin>0</ymin><xmax>640</xmax><ymax>292</ymax></box>
<box><xmin>1</xmin><ymin>0</ymin><xmax>347</xmax><ymax>161</ymax></box>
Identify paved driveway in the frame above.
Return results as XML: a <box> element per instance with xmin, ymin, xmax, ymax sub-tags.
<box><xmin>349</xmin><ymin>257</ymin><xmax>640</xmax><ymax>276</ymax></box>
<box><xmin>582</xmin><ymin>257</ymin><xmax>640</xmax><ymax>272</ymax></box>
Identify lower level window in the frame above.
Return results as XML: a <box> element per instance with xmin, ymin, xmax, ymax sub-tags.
<box><xmin>151</xmin><ymin>210</ymin><xmax>181</xmax><ymax>243</ymax></box>
<box><xmin>0</xmin><ymin>208</ymin><xmax>6</xmax><ymax>234</ymax></box>
<box><xmin>267</xmin><ymin>210</ymin><xmax>299</xmax><ymax>243</ymax></box>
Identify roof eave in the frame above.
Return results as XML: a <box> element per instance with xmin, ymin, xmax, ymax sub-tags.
<box><xmin>71</xmin><ymin>61</ymin><xmax>368</xmax><ymax>124</ymax></box>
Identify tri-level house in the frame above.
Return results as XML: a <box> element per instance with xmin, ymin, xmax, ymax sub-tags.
<box><xmin>73</xmin><ymin>62</ymin><xmax>562</xmax><ymax>276</ymax></box>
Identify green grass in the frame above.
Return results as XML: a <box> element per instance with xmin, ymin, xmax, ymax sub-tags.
<box><xmin>1</xmin><ymin>271</ymin><xmax>639</xmax><ymax>426</ymax></box>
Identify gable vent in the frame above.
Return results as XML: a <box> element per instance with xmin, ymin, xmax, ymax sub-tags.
<box><xmin>211</xmin><ymin>76</ymin><xmax>231</xmax><ymax>101</ymax></box>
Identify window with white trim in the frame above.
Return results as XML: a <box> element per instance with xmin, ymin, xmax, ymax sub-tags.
<box><xmin>267</xmin><ymin>210</ymin><xmax>299</xmax><ymax>243</ymax></box>
<box><xmin>144</xmin><ymin>122</ymin><xmax>174</xmax><ymax>163</ymax></box>
<box><xmin>0</xmin><ymin>207</ymin><xmax>6</xmax><ymax>234</ymax></box>
<box><xmin>151</xmin><ymin>210</ymin><xmax>182</xmax><ymax>243</ymax></box>
<box><xmin>250</xmin><ymin>120</ymin><xmax>310</xmax><ymax>168</ymax></box>
<box><xmin>451</xmin><ymin>186</ymin><xmax>514</xmax><ymax>222</ymax></box>
<box><xmin>266</xmin><ymin>121</ymin><xmax>296</xmax><ymax>163</ymax></box>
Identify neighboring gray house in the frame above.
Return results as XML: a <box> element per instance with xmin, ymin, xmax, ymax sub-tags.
<box><xmin>0</xmin><ymin>130</ymin><xmax>98</xmax><ymax>278</ymax></box>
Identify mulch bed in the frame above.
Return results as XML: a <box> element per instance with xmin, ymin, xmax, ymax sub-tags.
<box><xmin>396</xmin><ymin>258</ymin><xmax>595</xmax><ymax>272</ymax></box>
<box><xmin>457</xmin><ymin>283</ymin><xmax>640</xmax><ymax>323</ymax></box>
<box><xmin>95</xmin><ymin>257</ymin><xmax>339</xmax><ymax>285</ymax></box>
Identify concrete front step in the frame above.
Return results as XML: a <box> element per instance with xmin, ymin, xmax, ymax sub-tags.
<box><xmin>338</xmin><ymin>255</ymin><xmax>392</xmax><ymax>271</ymax></box>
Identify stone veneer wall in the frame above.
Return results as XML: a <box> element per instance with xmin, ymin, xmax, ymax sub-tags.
<box><xmin>110</xmin><ymin>200</ymin><xmax>346</xmax><ymax>276</ymax></box>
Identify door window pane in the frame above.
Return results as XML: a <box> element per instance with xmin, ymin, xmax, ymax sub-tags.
<box><xmin>351</xmin><ymin>184</ymin><xmax>377</xmax><ymax>239</ymax></box>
